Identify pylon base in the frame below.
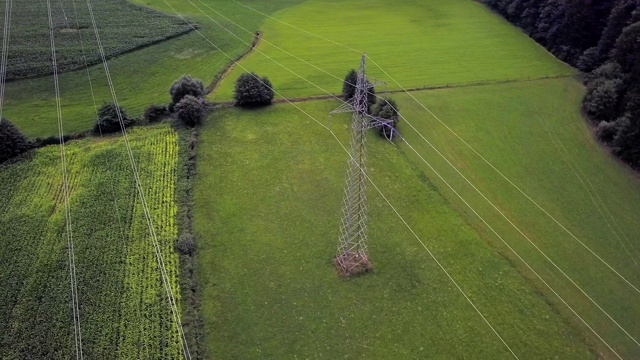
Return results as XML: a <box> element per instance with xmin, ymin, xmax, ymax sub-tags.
<box><xmin>334</xmin><ymin>251</ymin><xmax>373</xmax><ymax>277</ymax></box>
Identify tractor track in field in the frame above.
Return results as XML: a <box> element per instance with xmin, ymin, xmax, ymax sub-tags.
<box><xmin>206</xmin><ymin>31</ymin><xmax>263</xmax><ymax>95</ymax></box>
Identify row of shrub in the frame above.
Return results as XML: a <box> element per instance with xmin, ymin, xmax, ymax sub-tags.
<box><xmin>479</xmin><ymin>0</ymin><xmax>640</xmax><ymax>169</ymax></box>
<box><xmin>1</xmin><ymin>70</ymin><xmax>278</xmax><ymax>165</ymax></box>
<box><xmin>3</xmin><ymin>64</ymin><xmax>403</xmax><ymax>166</ymax></box>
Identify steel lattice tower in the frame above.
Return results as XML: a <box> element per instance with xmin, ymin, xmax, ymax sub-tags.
<box><xmin>331</xmin><ymin>54</ymin><xmax>395</xmax><ymax>277</ymax></box>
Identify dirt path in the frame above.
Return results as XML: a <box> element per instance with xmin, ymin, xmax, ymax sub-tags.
<box><xmin>206</xmin><ymin>31</ymin><xmax>263</xmax><ymax>95</ymax></box>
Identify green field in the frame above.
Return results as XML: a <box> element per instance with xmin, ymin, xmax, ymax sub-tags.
<box><xmin>2</xmin><ymin>0</ymin><xmax>640</xmax><ymax>359</ymax></box>
<box><xmin>394</xmin><ymin>78</ymin><xmax>640</xmax><ymax>358</ymax></box>
<box><xmin>0</xmin><ymin>125</ymin><xmax>184</xmax><ymax>358</ymax></box>
<box><xmin>196</xmin><ymin>0</ymin><xmax>640</xmax><ymax>359</ymax></box>
<box><xmin>194</xmin><ymin>103</ymin><xmax>590</xmax><ymax>358</ymax></box>
<box><xmin>3</xmin><ymin>0</ymin><xmax>305</xmax><ymax>138</ymax></box>
<box><xmin>209</xmin><ymin>0</ymin><xmax>573</xmax><ymax>102</ymax></box>
<box><xmin>0</xmin><ymin>0</ymin><xmax>191</xmax><ymax>80</ymax></box>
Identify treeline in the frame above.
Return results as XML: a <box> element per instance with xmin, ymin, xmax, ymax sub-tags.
<box><xmin>480</xmin><ymin>0</ymin><xmax>640</xmax><ymax>168</ymax></box>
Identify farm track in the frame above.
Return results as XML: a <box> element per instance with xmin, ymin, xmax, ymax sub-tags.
<box><xmin>206</xmin><ymin>31</ymin><xmax>263</xmax><ymax>95</ymax></box>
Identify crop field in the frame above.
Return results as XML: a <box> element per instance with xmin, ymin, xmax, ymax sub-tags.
<box><xmin>193</xmin><ymin>103</ymin><xmax>590</xmax><ymax>359</ymax></box>
<box><xmin>0</xmin><ymin>0</ymin><xmax>191</xmax><ymax>80</ymax></box>
<box><xmin>0</xmin><ymin>125</ymin><xmax>184</xmax><ymax>358</ymax></box>
<box><xmin>209</xmin><ymin>0</ymin><xmax>573</xmax><ymax>102</ymax></box>
<box><xmin>3</xmin><ymin>0</ymin><xmax>304</xmax><ymax>138</ymax></box>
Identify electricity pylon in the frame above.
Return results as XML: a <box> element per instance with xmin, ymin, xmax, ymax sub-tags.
<box><xmin>330</xmin><ymin>53</ymin><xmax>397</xmax><ymax>277</ymax></box>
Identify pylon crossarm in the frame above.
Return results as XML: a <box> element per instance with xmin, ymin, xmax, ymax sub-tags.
<box><xmin>330</xmin><ymin>98</ymin><xmax>356</xmax><ymax>115</ymax></box>
<box><xmin>367</xmin><ymin>79</ymin><xmax>387</xmax><ymax>89</ymax></box>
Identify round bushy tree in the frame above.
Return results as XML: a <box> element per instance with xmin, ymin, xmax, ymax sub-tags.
<box><xmin>234</xmin><ymin>72</ymin><xmax>274</xmax><ymax>107</ymax></box>
<box><xmin>170</xmin><ymin>75</ymin><xmax>205</xmax><ymax>109</ymax></box>
<box><xmin>371</xmin><ymin>97</ymin><xmax>399</xmax><ymax>139</ymax></box>
<box><xmin>582</xmin><ymin>79</ymin><xmax>621</xmax><ymax>122</ymax></box>
<box><xmin>175</xmin><ymin>95</ymin><xmax>206</xmax><ymax>127</ymax></box>
<box><xmin>595</xmin><ymin>120</ymin><xmax>618</xmax><ymax>143</ymax></box>
<box><xmin>94</xmin><ymin>103</ymin><xmax>134</xmax><ymax>134</ymax></box>
<box><xmin>0</xmin><ymin>119</ymin><xmax>30</xmax><ymax>164</ymax></box>
<box><xmin>613</xmin><ymin>114</ymin><xmax>640</xmax><ymax>168</ymax></box>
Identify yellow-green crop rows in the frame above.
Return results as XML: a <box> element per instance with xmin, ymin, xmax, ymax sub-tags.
<box><xmin>0</xmin><ymin>124</ymin><xmax>184</xmax><ymax>359</ymax></box>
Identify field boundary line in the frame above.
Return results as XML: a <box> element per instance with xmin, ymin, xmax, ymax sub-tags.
<box><xmin>5</xmin><ymin>20</ymin><xmax>196</xmax><ymax>83</ymax></box>
<box><xmin>206</xmin><ymin>30</ymin><xmax>262</xmax><ymax>95</ymax></box>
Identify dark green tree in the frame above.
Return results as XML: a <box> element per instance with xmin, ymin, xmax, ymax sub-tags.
<box><xmin>613</xmin><ymin>114</ymin><xmax>640</xmax><ymax>168</ymax></box>
<box><xmin>342</xmin><ymin>69</ymin><xmax>377</xmax><ymax>106</ymax></box>
<box><xmin>169</xmin><ymin>75</ymin><xmax>205</xmax><ymax>109</ymax></box>
<box><xmin>612</xmin><ymin>21</ymin><xmax>640</xmax><ymax>74</ymax></box>
<box><xmin>342</xmin><ymin>69</ymin><xmax>357</xmax><ymax>99</ymax></box>
<box><xmin>582</xmin><ymin>78</ymin><xmax>622</xmax><ymax>122</ymax></box>
<box><xmin>234</xmin><ymin>72</ymin><xmax>274</xmax><ymax>107</ymax></box>
<box><xmin>94</xmin><ymin>103</ymin><xmax>134</xmax><ymax>134</ymax></box>
<box><xmin>0</xmin><ymin>119</ymin><xmax>29</xmax><ymax>164</ymax></box>
<box><xmin>175</xmin><ymin>95</ymin><xmax>206</xmax><ymax>127</ymax></box>
<box><xmin>371</xmin><ymin>97</ymin><xmax>399</xmax><ymax>139</ymax></box>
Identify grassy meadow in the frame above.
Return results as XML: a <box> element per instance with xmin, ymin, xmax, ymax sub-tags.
<box><xmin>394</xmin><ymin>78</ymin><xmax>640</xmax><ymax>358</ymax></box>
<box><xmin>209</xmin><ymin>0</ymin><xmax>573</xmax><ymax>102</ymax></box>
<box><xmin>0</xmin><ymin>125</ymin><xmax>184</xmax><ymax>358</ymax></box>
<box><xmin>193</xmin><ymin>103</ymin><xmax>590</xmax><ymax>359</ymax></box>
<box><xmin>197</xmin><ymin>0</ymin><xmax>640</xmax><ymax>358</ymax></box>
<box><xmin>2</xmin><ymin>0</ymin><xmax>640</xmax><ymax>359</ymax></box>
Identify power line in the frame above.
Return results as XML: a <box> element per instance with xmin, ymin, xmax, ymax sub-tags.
<box><xmin>230</xmin><ymin>0</ymin><xmax>640</xmax><ymax>297</ymax></box>
<box><xmin>231</xmin><ymin>0</ymin><xmax>362</xmax><ymax>54</ymax></box>
<box><xmin>366</xmin><ymin>54</ymin><xmax>640</xmax><ymax>295</ymax></box>
<box><xmin>0</xmin><ymin>0</ymin><xmax>13</xmax><ymax>124</ymax></box>
<box><xmin>159</xmin><ymin>3</ymin><xmax>521</xmax><ymax>357</ymax></box>
<box><xmin>46</xmin><ymin>0</ymin><xmax>83</xmax><ymax>357</ymax></box>
<box><xmin>83</xmin><ymin>0</ymin><xmax>190</xmax><ymax>358</ymax></box>
<box><xmin>400</xmin><ymin>140</ymin><xmax>624</xmax><ymax>359</ymax></box>
<box><xmin>536</xmin><ymin>113</ymin><xmax>639</xmax><ymax>265</ymax></box>
<box><xmin>68</xmin><ymin>0</ymin><xmax>149</xmax><ymax>350</ymax></box>
<box><xmin>183</xmin><ymin>4</ymin><xmax>639</xmax><ymax>353</ymax></box>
